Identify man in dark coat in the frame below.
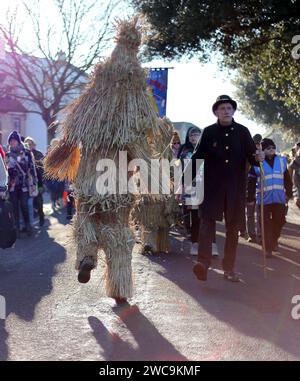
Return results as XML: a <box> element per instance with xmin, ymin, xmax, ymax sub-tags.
<box><xmin>191</xmin><ymin>95</ymin><xmax>264</xmax><ymax>282</ymax></box>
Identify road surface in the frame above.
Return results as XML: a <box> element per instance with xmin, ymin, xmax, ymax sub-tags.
<box><xmin>0</xmin><ymin>200</ymin><xmax>299</xmax><ymax>360</ymax></box>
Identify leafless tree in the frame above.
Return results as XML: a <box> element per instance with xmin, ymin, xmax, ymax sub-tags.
<box><xmin>0</xmin><ymin>0</ymin><xmax>124</xmax><ymax>142</ymax></box>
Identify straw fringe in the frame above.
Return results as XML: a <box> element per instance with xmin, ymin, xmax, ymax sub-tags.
<box><xmin>44</xmin><ymin>140</ymin><xmax>80</xmax><ymax>181</ymax></box>
<box><xmin>61</xmin><ymin>19</ymin><xmax>159</xmax><ymax>153</ymax></box>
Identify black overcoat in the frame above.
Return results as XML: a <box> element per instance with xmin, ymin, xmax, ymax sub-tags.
<box><xmin>192</xmin><ymin>120</ymin><xmax>257</xmax><ymax>223</ymax></box>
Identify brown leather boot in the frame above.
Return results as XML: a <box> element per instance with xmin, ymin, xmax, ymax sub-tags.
<box><xmin>193</xmin><ymin>262</ymin><xmax>208</xmax><ymax>281</ymax></box>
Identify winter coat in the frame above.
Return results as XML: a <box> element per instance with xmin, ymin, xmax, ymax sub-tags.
<box><xmin>191</xmin><ymin>119</ymin><xmax>257</xmax><ymax>223</ymax></box>
<box><xmin>178</xmin><ymin>127</ymin><xmax>202</xmax><ymax>207</ymax></box>
<box><xmin>289</xmin><ymin>156</ymin><xmax>300</xmax><ymax>188</ymax></box>
<box><xmin>6</xmin><ymin>144</ymin><xmax>37</xmax><ymax>192</ymax></box>
<box><xmin>0</xmin><ymin>154</ymin><xmax>8</xmax><ymax>192</ymax></box>
<box><xmin>32</xmin><ymin>149</ymin><xmax>44</xmax><ymax>188</ymax></box>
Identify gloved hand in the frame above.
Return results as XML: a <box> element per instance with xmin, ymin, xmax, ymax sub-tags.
<box><xmin>254</xmin><ymin>149</ymin><xmax>265</xmax><ymax>162</ymax></box>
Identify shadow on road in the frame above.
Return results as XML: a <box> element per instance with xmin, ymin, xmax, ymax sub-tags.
<box><xmin>0</xmin><ymin>321</ymin><xmax>8</xmax><ymax>361</ymax></box>
<box><xmin>281</xmin><ymin>221</ymin><xmax>300</xmax><ymax>239</ymax></box>
<box><xmin>88</xmin><ymin>304</ymin><xmax>188</xmax><ymax>361</ymax></box>
<box><xmin>0</xmin><ymin>221</ymin><xmax>66</xmax><ymax>360</ymax></box>
<box><xmin>50</xmin><ymin>208</ymin><xmax>73</xmax><ymax>226</ymax></box>
<box><xmin>145</xmin><ymin>220</ymin><xmax>300</xmax><ymax>360</ymax></box>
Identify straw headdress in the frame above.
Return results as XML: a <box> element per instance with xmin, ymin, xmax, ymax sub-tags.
<box><xmin>45</xmin><ymin>17</ymin><xmax>160</xmax><ymax>180</ymax></box>
<box><xmin>63</xmin><ymin>17</ymin><xmax>159</xmax><ymax>152</ymax></box>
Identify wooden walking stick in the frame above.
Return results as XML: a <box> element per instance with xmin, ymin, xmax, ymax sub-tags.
<box><xmin>259</xmin><ymin>162</ymin><xmax>267</xmax><ymax>278</ymax></box>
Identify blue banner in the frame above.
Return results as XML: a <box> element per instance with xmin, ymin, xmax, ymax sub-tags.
<box><xmin>146</xmin><ymin>68</ymin><xmax>168</xmax><ymax>117</ymax></box>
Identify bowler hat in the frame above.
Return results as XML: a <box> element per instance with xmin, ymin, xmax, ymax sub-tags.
<box><xmin>212</xmin><ymin>95</ymin><xmax>237</xmax><ymax>113</ymax></box>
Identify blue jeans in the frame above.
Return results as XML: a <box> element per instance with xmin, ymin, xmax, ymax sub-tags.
<box><xmin>28</xmin><ymin>197</ymin><xmax>34</xmax><ymax>226</ymax></box>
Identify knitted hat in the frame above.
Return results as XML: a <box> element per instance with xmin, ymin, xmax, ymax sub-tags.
<box><xmin>261</xmin><ymin>138</ymin><xmax>276</xmax><ymax>150</ymax></box>
<box><xmin>24</xmin><ymin>136</ymin><xmax>36</xmax><ymax>145</ymax></box>
<box><xmin>212</xmin><ymin>95</ymin><xmax>237</xmax><ymax>113</ymax></box>
<box><xmin>7</xmin><ymin>130</ymin><xmax>22</xmax><ymax>145</ymax></box>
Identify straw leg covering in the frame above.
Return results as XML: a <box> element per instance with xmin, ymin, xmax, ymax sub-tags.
<box><xmin>142</xmin><ymin>228</ymin><xmax>158</xmax><ymax>253</ymax></box>
<box><xmin>141</xmin><ymin>227</ymin><xmax>170</xmax><ymax>253</ymax></box>
<box><xmin>74</xmin><ymin>199</ymin><xmax>99</xmax><ymax>269</ymax></box>
<box><xmin>75</xmin><ymin>241</ymin><xmax>98</xmax><ymax>270</ymax></box>
<box><xmin>74</xmin><ymin>197</ymin><xmax>135</xmax><ymax>298</ymax></box>
<box><xmin>156</xmin><ymin>227</ymin><xmax>170</xmax><ymax>253</ymax></box>
<box><xmin>131</xmin><ymin>199</ymin><xmax>171</xmax><ymax>254</ymax></box>
<box><xmin>99</xmin><ymin>221</ymin><xmax>134</xmax><ymax>299</ymax></box>
<box><xmin>142</xmin><ymin>226</ymin><xmax>170</xmax><ymax>253</ymax></box>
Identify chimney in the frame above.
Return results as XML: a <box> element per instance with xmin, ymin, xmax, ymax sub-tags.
<box><xmin>56</xmin><ymin>50</ymin><xmax>66</xmax><ymax>62</ymax></box>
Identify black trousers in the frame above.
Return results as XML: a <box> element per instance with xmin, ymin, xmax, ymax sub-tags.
<box><xmin>261</xmin><ymin>203</ymin><xmax>286</xmax><ymax>251</ymax></box>
<box><xmin>33</xmin><ymin>193</ymin><xmax>44</xmax><ymax>223</ymax></box>
<box><xmin>9</xmin><ymin>189</ymin><xmax>30</xmax><ymax>230</ymax></box>
<box><xmin>191</xmin><ymin>209</ymin><xmax>200</xmax><ymax>243</ymax></box>
<box><xmin>239</xmin><ymin>207</ymin><xmax>247</xmax><ymax>234</ymax></box>
<box><xmin>198</xmin><ymin>203</ymin><xmax>239</xmax><ymax>272</ymax></box>
<box><xmin>66</xmin><ymin>191</ymin><xmax>75</xmax><ymax>217</ymax></box>
<box><xmin>183</xmin><ymin>206</ymin><xmax>216</xmax><ymax>244</ymax></box>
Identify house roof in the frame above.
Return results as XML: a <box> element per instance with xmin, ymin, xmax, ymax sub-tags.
<box><xmin>0</xmin><ymin>96</ymin><xmax>28</xmax><ymax>113</ymax></box>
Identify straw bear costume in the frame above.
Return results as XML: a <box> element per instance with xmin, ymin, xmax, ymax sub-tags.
<box><xmin>45</xmin><ymin>18</ymin><xmax>176</xmax><ymax>300</ymax></box>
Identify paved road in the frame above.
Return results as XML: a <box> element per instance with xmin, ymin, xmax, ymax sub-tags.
<box><xmin>0</xmin><ymin>200</ymin><xmax>299</xmax><ymax>360</ymax></box>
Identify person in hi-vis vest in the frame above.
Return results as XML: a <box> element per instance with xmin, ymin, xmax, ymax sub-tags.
<box><xmin>248</xmin><ymin>138</ymin><xmax>293</xmax><ymax>258</ymax></box>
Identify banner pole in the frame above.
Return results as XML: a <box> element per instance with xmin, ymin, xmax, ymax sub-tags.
<box><xmin>259</xmin><ymin>162</ymin><xmax>267</xmax><ymax>279</ymax></box>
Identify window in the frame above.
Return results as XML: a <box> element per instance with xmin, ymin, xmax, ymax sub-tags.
<box><xmin>13</xmin><ymin>117</ymin><xmax>21</xmax><ymax>133</ymax></box>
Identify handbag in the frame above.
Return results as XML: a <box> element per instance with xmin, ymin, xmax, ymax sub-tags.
<box><xmin>28</xmin><ymin>175</ymin><xmax>39</xmax><ymax>197</ymax></box>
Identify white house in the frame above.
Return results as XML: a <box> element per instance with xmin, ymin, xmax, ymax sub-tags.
<box><xmin>0</xmin><ymin>48</ymin><xmax>87</xmax><ymax>153</ymax></box>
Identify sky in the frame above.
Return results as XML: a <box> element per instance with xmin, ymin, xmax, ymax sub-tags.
<box><xmin>144</xmin><ymin>58</ymin><xmax>265</xmax><ymax>136</ymax></box>
<box><xmin>0</xmin><ymin>0</ymin><xmax>265</xmax><ymax>137</ymax></box>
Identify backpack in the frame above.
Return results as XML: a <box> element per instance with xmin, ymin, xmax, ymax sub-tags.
<box><xmin>0</xmin><ymin>198</ymin><xmax>17</xmax><ymax>249</ymax></box>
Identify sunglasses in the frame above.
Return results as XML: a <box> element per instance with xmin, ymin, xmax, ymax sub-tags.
<box><xmin>172</xmin><ymin>142</ymin><xmax>180</xmax><ymax>145</ymax></box>
<box><xmin>265</xmin><ymin>146</ymin><xmax>276</xmax><ymax>150</ymax></box>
